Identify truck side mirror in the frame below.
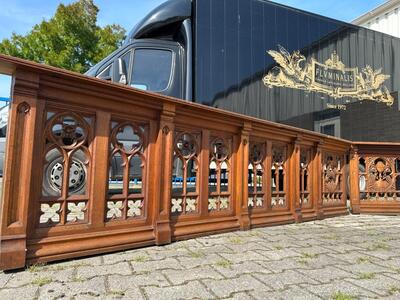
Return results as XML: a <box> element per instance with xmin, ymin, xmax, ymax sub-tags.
<box><xmin>118</xmin><ymin>58</ymin><xmax>127</xmax><ymax>84</ymax></box>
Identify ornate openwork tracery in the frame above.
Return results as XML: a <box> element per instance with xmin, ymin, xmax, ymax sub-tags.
<box><xmin>322</xmin><ymin>153</ymin><xmax>344</xmax><ymax>205</ymax></box>
<box><xmin>171</xmin><ymin>132</ymin><xmax>199</xmax><ymax>215</ymax></box>
<box><xmin>248</xmin><ymin>143</ymin><xmax>265</xmax><ymax>208</ymax></box>
<box><xmin>106</xmin><ymin>121</ymin><xmax>146</xmax><ymax>221</ymax></box>
<box><xmin>360</xmin><ymin>156</ymin><xmax>400</xmax><ymax>201</ymax></box>
<box><xmin>300</xmin><ymin>148</ymin><xmax>312</xmax><ymax>208</ymax></box>
<box><xmin>208</xmin><ymin>137</ymin><xmax>231</xmax><ymax>212</ymax></box>
<box><xmin>271</xmin><ymin>145</ymin><xmax>287</xmax><ymax>208</ymax></box>
<box><xmin>39</xmin><ymin>112</ymin><xmax>92</xmax><ymax>226</ymax></box>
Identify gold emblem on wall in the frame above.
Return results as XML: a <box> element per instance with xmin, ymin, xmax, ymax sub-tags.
<box><xmin>263</xmin><ymin>45</ymin><xmax>393</xmax><ymax>106</ymax></box>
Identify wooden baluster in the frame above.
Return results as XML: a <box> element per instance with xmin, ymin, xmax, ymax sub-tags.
<box><xmin>314</xmin><ymin>140</ymin><xmax>324</xmax><ymax>220</ymax></box>
<box><xmin>349</xmin><ymin>145</ymin><xmax>360</xmax><ymax>214</ymax></box>
<box><xmin>90</xmin><ymin>111</ymin><xmax>111</xmax><ymax>227</ymax></box>
<box><xmin>237</xmin><ymin>122</ymin><xmax>251</xmax><ymax>230</ymax></box>
<box><xmin>199</xmin><ymin>129</ymin><xmax>210</xmax><ymax>217</ymax></box>
<box><xmin>154</xmin><ymin>103</ymin><xmax>175</xmax><ymax>245</ymax></box>
<box><xmin>291</xmin><ymin>136</ymin><xmax>302</xmax><ymax>223</ymax></box>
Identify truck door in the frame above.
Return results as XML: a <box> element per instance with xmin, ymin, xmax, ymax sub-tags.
<box><xmin>103</xmin><ymin>40</ymin><xmax>184</xmax><ymax>99</ymax></box>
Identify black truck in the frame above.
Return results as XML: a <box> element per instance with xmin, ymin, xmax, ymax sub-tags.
<box><xmin>86</xmin><ymin>0</ymin><xmax>400</xmax><ymax>142</ymax></box>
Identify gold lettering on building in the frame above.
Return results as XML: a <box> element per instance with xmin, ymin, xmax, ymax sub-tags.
<box><xmin>263</xmin><ymin>45</ymin><xmax>393</xmax><ymax>106</ymax></box>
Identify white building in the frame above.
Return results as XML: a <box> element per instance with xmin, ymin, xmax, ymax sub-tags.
<box><xmin>352</xmin><ymin>0</ymin><xmax>400</xmax><ymax>37</ymax></box>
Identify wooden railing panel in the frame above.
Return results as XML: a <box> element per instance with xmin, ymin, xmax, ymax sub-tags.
<box><xmin>2</xmin><ymin>55</ymin><xmax>388</xmax><ymax>270</ymax></box>
<box><xmin>353</xmin><ymin>143</ymin><xmax>400</xmax><ymax>214</ymax></box>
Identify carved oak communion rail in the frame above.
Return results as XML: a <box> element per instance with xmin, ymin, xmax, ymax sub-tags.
<box><xmin>350</xmin><ymin>142</ymin><xmax>400</xmax><ymax>214</ymax></box>
<box><xmin>0</xmin><ymin>54</ymin><xmax>386</xmax><ymax>270</ymax></box>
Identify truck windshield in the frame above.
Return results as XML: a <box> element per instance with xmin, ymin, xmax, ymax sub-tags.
<box><xmin>131</xmin><ymin>49</ymin><xmax>173</xmax><ymax>92</ymax></box>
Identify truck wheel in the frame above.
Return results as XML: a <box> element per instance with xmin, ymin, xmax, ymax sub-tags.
<box><xmin>42</xmin><ymin>149</ymin><xmax>87</xmax><ymax>196</ymax></box>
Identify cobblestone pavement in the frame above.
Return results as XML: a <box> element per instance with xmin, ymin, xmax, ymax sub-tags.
<box><xmin>2</xmin><ymin>214</ymin><xmax>400</xmax><ymax>299</ymax></box>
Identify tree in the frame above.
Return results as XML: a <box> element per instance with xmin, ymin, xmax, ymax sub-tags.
<box><xmin>0</xmin><ymin>0</ymin><xmax>126</xmax><ymax>73</ymax></box>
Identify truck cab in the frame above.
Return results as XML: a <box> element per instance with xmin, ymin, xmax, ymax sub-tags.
<box><xmin>86</xmin><ymin>0</ymin><xmax>192</xmax><ymax>101</ymax></box>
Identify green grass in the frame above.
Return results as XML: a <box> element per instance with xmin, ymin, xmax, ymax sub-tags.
<box><xmin>70</xmin><ymin>262</ymin><xmax>91</xmax><ymax>268</ymax></box>
<box><xmin>331</xmin><ymin>291</ymin><xmax>356</xmax><ymax>300</ymax></box>
<box><xmin>297</xmin><ymin>258</ymin><xmax>309</xmax><ymax>265</ymax></box>
<box><xmin>187</xmin><ymin>249</ymin><xmax>205</xmax><ymax>258</ymax></box>
<box><xmin>247</xmin><ymin>230</ymin><xmax>262</xmax><ymax>237</ymax></box>
<box><xmin>215</xmin><ymin>259</ymin><xmax>232</xmax><ymax>268</ymax></box>
<box><xmin>367</xmin><ymin>242</ymin><xmax>390</xmax><ymax>251</ymax></box>
<box><xmin>323</xmin><ymin>234</ymin><xmax>339</xmax><ymax>240</ymax></box>
<box><xmin>31</xmin><ymin>276</ymin><xmax>52</xmax><ymax>287</ymax></box>
<box><xmin>356</xmin><ymin>257</ymin><xmax>371</xmax><ymax>264</ymax></box>
<box><xmin>27</xmin><ymin>263</ymin><xmax>47</xmax><ymax>273</ymax></box>
<box><xmin>228</xmin><ymin>237</ymin><xmax>244</xmax><ymax>244</ymax></box>
<box><xmin>393</xmin><ymin>268</ymin><xmax>400</xmax><ymax>274</ymax></box>
<box><xmin>301</xmin><ymin>252</ymin><xmax>318</xmax><ymax>259</ymax></box>
<box><xmin>108</xmin><ymin>290</ymin><xmax>125</xmax><ymax>296</ymax></box>
<box><xmin>388</xmin><ymin>286</ymin><xmax>400</xmax><ymax>296</ymax></box>
<box><xmin>72</xmin><ymin>275</ymin><xmax>86</xmax><ymax>282</ymax></box>
<box><xmin>359</xmin><ymin>272</ymin><xmax>375</xmax><ymax>280</ymax></box>
<box><xmin>130</xmin><ymin>255</ymin><xmax>148</xmax><ymax>263</ymax></box>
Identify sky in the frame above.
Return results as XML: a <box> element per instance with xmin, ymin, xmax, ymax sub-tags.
<box><xmin>0</xmin><ymin>0</ymin><xmax>388</xmax><ymax>97</ymax></box>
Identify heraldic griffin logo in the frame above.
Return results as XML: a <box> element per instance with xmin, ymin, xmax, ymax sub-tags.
<box><xmin>263</xmin><ymin>45</ymin><xmax>393</xmax><ymax>106</ymax></box>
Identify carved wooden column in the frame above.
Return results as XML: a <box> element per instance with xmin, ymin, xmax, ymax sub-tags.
<box><xmin>0</xmin><ymin>69</ymin><xmax>43</xmax><ymax>270</ymax></box>
<box><xmin>154</xmin><ymin>103</ymin><xmax>175</xmax><ymax>245</ymax></box>
<box><xmin>349</xmin><ymin>145</ymin><xmax>360</xmax><ymax>214</ymax></box>
<box><xmin>237</xmin><ymin>123</ymin><xmax>251</xmax><ymax>230</ymax></box>
<box><xmin>314</xmin><ymin>141</ymin><xmax>324</xmax><ymax>220</ymax></box>
<box><xmin>265</xmin><ymin>141</ymin><xmax>273</xmax><ymax>210</ymax></box>
<box><xmin>90</xmin><ymin>111</ymin><xmax>111</xmax><ymax>227</ymax></box>
<box><xmin>199</xmin><ymin>129</ymin><xmax>210</xmax><ymax>217</ymax></box>
<box><xmin>291</xmin><ymin>136</ymin><xmax>302</xmax><ymax>223</ymax></box>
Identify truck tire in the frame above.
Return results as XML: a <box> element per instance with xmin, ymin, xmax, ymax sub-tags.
<box><xmin>42</xmin><ymin>149</ymin><xmax>87</xmax><ymax>196</ymax></box>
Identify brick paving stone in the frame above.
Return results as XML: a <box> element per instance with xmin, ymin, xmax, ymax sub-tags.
<box><xmin>131</xmin><ymin>257</ymin><xmax>184</xmax><ymax>272</ymax></box>
<box><xmin>224</xmin><ymin>291</ymin><xmax>254</xmax><ymax>300</ymax></box>
<box><xmin>76</xmin><ymin>261</ymin><xmax>132</xmax><ymax>279</ymax></box>
<box><xmin>5</xmin><ymin>268</ymin><xmax>74</xmax><ymax>288</ymax></box>
<box><xmin>0</xmin><ymin>272</ymin><xmax>12</xmax><ymax>288</ymax></box>
<box><xmin>336</xmin><ymin>262</ymin><xmax>392</xmax><ymax>275</ymax></box>
<box><xmin>212</xmin><ymin>260</ymin><xmax>272</xmax><ymax>278</ymax></box>
<box><xmin>0</xmin><ymin>285</ymin><xmax>38</xmax><ymax>300</ymax></box>
<box><xmin>219</xmin><ymin>250</ymin><xmax>270</xmax><ymax>263</ymax></box>
<box><xmin>3</xmin><ymin>215</ymin><xmax>400</xmax><ymax>299</ymax></box>
<box><xmin>162</xmin><ymin>265</ymin><xmax>223</xmax><ymax>285</ymax></box>
<box><xmin>224</xmin><ymin>241</ymin><xmax>271</xmax><ymax>252</ymax></box>
<box><xmin>253</xmin><ymin>269</ymin><xmax>318</xmax><ymax>290</ymax></box>
<box><xmin>203</xmin><ymin>274</ymin><xmax>270</xmax><ymax>298</ymax></box>
<box><xmin>105</xmin><ymin>288</ymin><xmax>144</xmax><ymax>300</ymax></box>
<box><xmin>260</xmin><ymin>257</ymin><xmax>310</xmax><ymax>273</ymax></box>
<box><xmin>374</xmin><ymin>257</ymin><xmax>400</xmax><ymax>269</ymax></box>
<box><xmin>251</xmin><ymin>285</ymin><xmax>321</xmax><ymax>300</ymax></box>
<box><xmin>294</xmin><ymin>253</ymin><xmax>349</xmax><ymax>269</ymax></box>
<box><xmin>296</xmin><ymin>265</ymin><xmax>356</xmax><ymax>283</ymax></box>
<box><xmin>255</xmin><ymin>248</ymin><xmax>303</xmax><ymax>261</ymax></box>
<box><xmin>177</xmin><ymin>253</ymin><xmax>223</xmax><ymax>269</ymax></box>
<box><xmin>102</xmin><ymin>249</ymin><xmax>149</xmax><ymax>265</ymax></box>
<box><xmin>54</xmin><ymin>255</ymin><xmax>104</xmax><ymax>268</ymax></box>
<box><xmin>346</xmin><ymin>273</ymin><xmax>400</xmax><ymax>297</ymax></box>
<box><xmin>302</xmin><ymin>280</ymin><xmax>380</xmax><ymax>299</ymax></box>
<box><xmin>108</xmin><ymin>273</ymin><xmax>170</xmax><ymax>288</ymax></box>
<box><xmin>143</xmin><ymin>280</ymin><xmax>213</xmax><ymax>300</ymax></box>
<box><xmin>319</xmin><ymin>242</ymin><xmax>363</xmax><ymax>254</ymax></box>
<box><xmin>38</xmin><ymin>277</ymin><xmax>106</xmax><ymax>299</ymax></box>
